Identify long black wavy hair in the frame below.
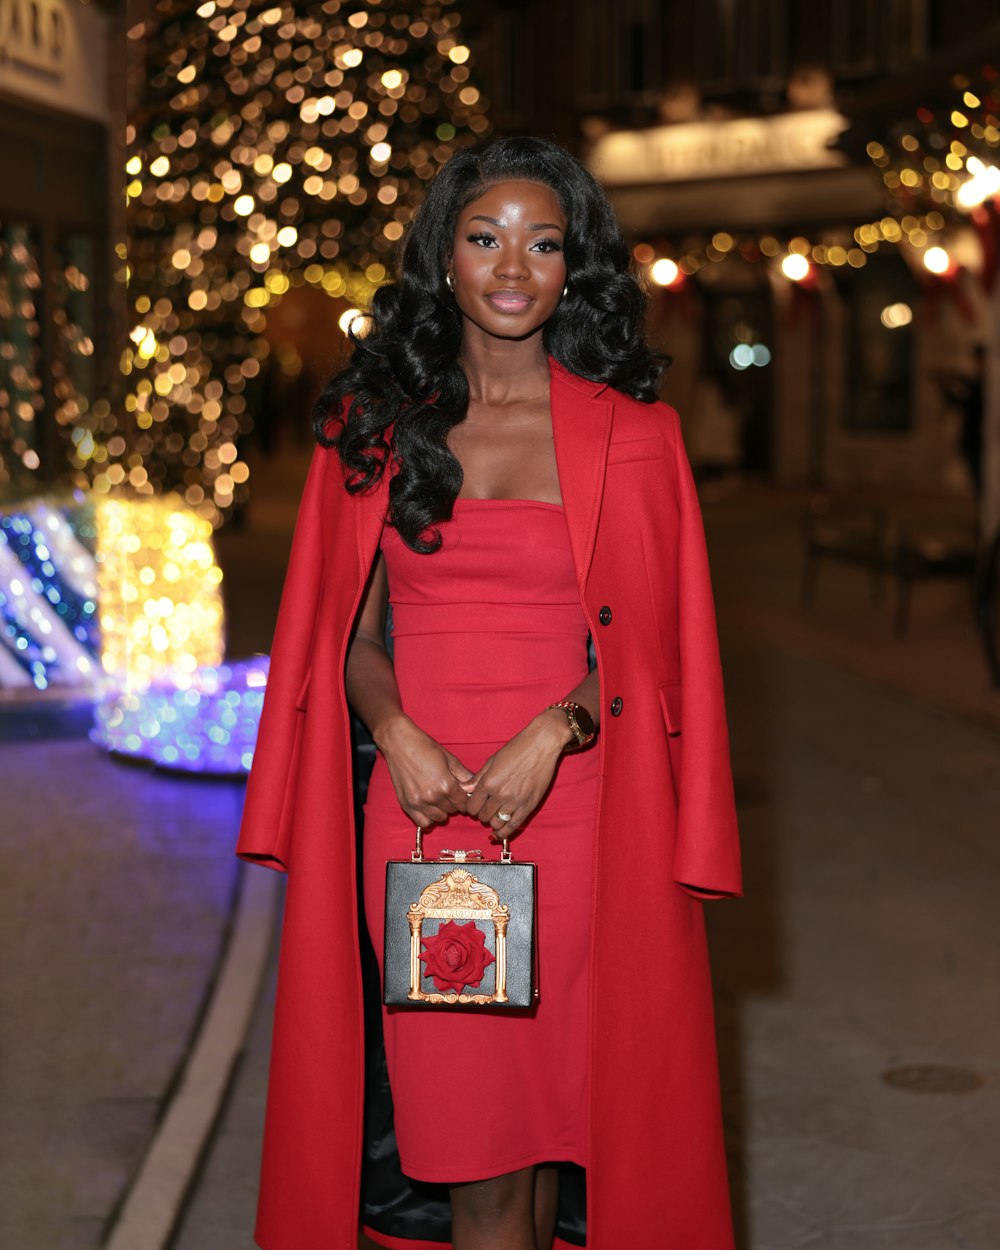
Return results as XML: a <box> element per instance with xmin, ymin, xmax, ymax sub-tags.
<box><xmin>312</xmin><ymin>134</ymin><xmax>666</xmax><ymax>552</ymax></box>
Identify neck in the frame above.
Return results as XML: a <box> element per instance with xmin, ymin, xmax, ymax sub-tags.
<box><xmin>458</xmin><ymin>330</ymin><xmax>550</xmax><ymax>405</ymax></box>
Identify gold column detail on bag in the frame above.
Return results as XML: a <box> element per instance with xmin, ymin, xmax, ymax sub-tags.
<box><xmin>385</xmin><ymin>826</ymin><xmax>535</xmax><ymax>1009</ymax></box>
<box><xmin>406</xmin><ymin>868</ymin><xmax>511</xmax><ymax>1004</ymax></box>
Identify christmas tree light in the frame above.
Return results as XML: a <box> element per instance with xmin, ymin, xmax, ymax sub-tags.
<box><xmin>109</xmin><ymin>0</ymin><xmax>490</xmax><ymax>527</ymax></box>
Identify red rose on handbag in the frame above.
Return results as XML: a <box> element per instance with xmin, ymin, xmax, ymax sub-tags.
<box><xmin>419</xmin><ymin>920</ymin><xmax>496</xmax><ymax>994</ymax></box>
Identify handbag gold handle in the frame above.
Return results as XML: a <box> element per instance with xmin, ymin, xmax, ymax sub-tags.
<box><xmin>412</xmin><ymin>825</ymin><xmax>511</xmax><ymax>863</ymax></box>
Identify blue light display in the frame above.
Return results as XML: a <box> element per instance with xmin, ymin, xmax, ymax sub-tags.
<box><xmin>91</xmin><ymin>656</ymin><xmax>270</xmax><ymax>776</ymax></box>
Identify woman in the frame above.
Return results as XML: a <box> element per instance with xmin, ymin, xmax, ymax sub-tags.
<box><xmin>237</xmin><ymin>136</ymin><xmax>741</xmax><ymax>1250</ymax></box>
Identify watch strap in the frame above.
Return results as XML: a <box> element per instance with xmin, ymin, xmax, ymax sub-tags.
<box><xmin>547</xmin><ymin>700</ymin><xmax>596</xmax><ymax>749</ymax></box>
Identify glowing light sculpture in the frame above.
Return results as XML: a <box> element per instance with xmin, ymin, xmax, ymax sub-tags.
<box><xmin>92</xmin><ymin>655</ymin><xmax>270</xmax><ymax>774</ymax></box>
<box><xmin>94</xmin><ymin>496</ymin><xmax>225</xmax><ymax>685</ymax></box>
<box><xmin>0</xmin><ymin>502</ymin><xmax>99</xmax><ymax>690</ymax></box>
<box><xmin>88</xmin><ymin>494</ymin><xmax>269</xmax><ymax>775</ymax></box>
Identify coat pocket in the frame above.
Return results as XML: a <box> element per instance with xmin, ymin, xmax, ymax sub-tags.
<box><xmin>658</xmin><ymin>679</ymin><xmax>682</xmax><ymax>736</ymax></box>
<box><xmin>607</xmin><ymin>436</ymin><xmax>666</xmax><ymax>465</ymax></box>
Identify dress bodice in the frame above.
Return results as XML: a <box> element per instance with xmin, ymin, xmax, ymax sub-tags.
<box><xmin>379</xmin><ymin>499</ymin><xmax>590</xmax><ymax>748</ymax></box>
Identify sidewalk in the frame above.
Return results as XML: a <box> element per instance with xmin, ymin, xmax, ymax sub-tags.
<box><xmin>0</xmin><ymin>737</ymin><xmax>245</xmax><ymax>1250</ymax></box>
<box><xmin>701</xmin><ymin>477</ymin><xmax>999</xmax><ymax>733</ymax></box>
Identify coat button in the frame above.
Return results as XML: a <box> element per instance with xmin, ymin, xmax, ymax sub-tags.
<box><xmin>598</xmin><ymin>606</ymin><xmax>612</xmax><ymax>625</ymax></box>
<box><xmin>610</xmin><ymin>696</ymin><xmax>623</xmax><ymax>716</ymax></box>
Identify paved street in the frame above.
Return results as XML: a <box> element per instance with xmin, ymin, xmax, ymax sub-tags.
<box><xmin>0</xmin><ymin>738</ymin><xmax>245</xmax><ymax>1250</ymax></box>
<box><xmin>4</xmin><ymin>457</ymin><xmax>999</xmax><ymax>1249</ymax></box>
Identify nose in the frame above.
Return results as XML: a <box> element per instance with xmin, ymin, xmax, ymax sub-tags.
<box><xmin>494</xmin><ymin>247</ymin><xmax>530</xmax><ymax>281</ymax></box>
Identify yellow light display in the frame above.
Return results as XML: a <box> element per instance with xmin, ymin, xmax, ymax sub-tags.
<box><xmin>96</xmin><ymin>497</ymin><xmax>225</xmax><ymax>688</ymax></box>
<box><xmin>863</xmin><ymin>69</ymin><xmax>1000</xmax><ymax>231</ymax></box>
<box><xmin>102</xmin><ymin>0</ymin><xmax>492</xmax><ymax>529</ymax></box>
<box><xmin>638</xmin><ymin>207</ymin><xmax>951</xmax><ymax>289</ymax></box>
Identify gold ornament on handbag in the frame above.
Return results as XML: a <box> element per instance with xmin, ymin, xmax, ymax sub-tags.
<box><xmin>383</xmin><ymin>827</ymin><xmax>537</xmax><ymax>1008</ymax></box>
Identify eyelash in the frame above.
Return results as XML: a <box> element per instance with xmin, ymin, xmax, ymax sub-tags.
<box><xmin>466</xmin><ymin>231</ymin><xmax>563</xmax><ymax>253</ymax></box>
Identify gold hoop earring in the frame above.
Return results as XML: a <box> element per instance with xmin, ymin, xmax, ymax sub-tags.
<box><xmin>561</xmin><ymin>283</ymin><xmax>569</xmax><ymax>299</ymax></box>
<box><xmin>446</xmin><ymin>272</ymin><xmax>454</xmax><ymax>291</ymax></box>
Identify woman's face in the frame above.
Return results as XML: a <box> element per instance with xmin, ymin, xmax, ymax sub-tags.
<box><xmin>449</xmin><ymin>179</ymin><xmax>568</xmax><ymax>342</ymax></box>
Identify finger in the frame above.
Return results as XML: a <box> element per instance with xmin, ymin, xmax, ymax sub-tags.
<box><xmin>424</xmin><ymin>775</ymin><xmax>469</xmax><ymax>815</ymax></box>
<box><xmin>484</xmin><ymin>797</ymin><xmax>516</xmax><ymax>830</ymax></box>
<box><xmin>488</xmin><ymin>826</ymin><xmax>521</xmax><ymax>842</ymax></box>
<box><xmin>444</xmin><ymin>752</ymin><xmax>475</xmax><ymax>785</ymax></box>
<box><xmin>464</xmin><ymin>784</ymin><xmax>489</xmax><ymax>817</ymax></box>
<box><xmin>413</xmin><ymin>804</ymin><xmax>450</xmax><ymax>826</ymax></box>
<box><xmin>463</xmin><ymin>761</ymin><xmax>491</xmax><ymax>795</ymax></box>
<box><xmin>442</xmin><ymin>774</ymin><xmax>472</xmax><ymax>811</ymax></box>
<box><xmin>405</xmin><ymin>800</ymin><xmax>452</xmax><ymax>830</ymax></box>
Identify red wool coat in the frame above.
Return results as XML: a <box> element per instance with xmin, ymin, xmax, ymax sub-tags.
<box><xmin>236</xmin><ymin>355</ymin><xmax>742</xmax><ymax>1250</ymax></box>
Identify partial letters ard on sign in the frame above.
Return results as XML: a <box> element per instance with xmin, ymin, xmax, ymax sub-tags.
<box><xmin>0</xmin><ymin>0</ymin><xmax>66</xmax><ymax>76</ymax></box>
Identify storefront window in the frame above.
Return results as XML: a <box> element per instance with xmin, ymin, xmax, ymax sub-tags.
<box><xmin>842</xmin><ymin>254</ymin><xmax>915</xmax><ymax>433</ymax></box>
<box><xmin>0</xmin><ymin>222</ymin><xmax>45</xmax><ymax>493</ymax></box>
<box><xmin>52</xmin><ymin>231</ymin><xmax>98</xmax><ymax>457</ymax></box>
<box><xmin>0</xmin><ymin>221</ymin><xmax>100</xmax><ymax>495</ymax></box>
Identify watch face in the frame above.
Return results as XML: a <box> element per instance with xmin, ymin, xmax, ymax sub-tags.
<box><xmin>573</xmin><ymin>703</ymin><xmax>595</xmax><ymax>738</ymax></box>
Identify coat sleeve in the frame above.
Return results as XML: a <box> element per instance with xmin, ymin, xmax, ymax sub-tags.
<box><xmin>235</xmin><ymin>444</ymin><xmax>330</xmax><ymax>873</ymax></box>
<box><xmin>669</xmin><ymin>411</ymin><xmax>743</xmax><ymax>899</ymax></box>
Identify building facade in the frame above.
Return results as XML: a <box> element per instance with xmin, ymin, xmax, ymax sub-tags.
<box><xmin>472</xmin><ymin>0</ymin><xmax>1000</xmax><ymax>498</ymax></box>
<box><xmin>0</xmin><ymin>0</ymin><xmax>121</xmax><ymax>499</ymax></box>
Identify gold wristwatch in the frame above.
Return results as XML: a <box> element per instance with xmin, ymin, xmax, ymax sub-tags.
<box><xmin>547</xmin><ymin>700</ymin><xmax>596</xmax><ymax>750</ymax></box>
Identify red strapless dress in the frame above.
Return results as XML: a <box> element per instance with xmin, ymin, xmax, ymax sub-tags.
<box><xmin>362</xmin><ymin>499</ymin><xmax>599</xmax><ymax>1183</ymax></box>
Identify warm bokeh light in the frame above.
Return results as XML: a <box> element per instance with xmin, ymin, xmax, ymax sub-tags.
<box><xmin>880</xmin><ymin>303</ymin><xmax>913</xmax><ymax>328</ymax></box>
<box><xmin>956</xmin><ymin>157</ymin><xmax>1000</xmax><ymax>209</ymax></box>
<box><xmin>923</xmin><ymin>246</ymin><xmax>951</xmax><ymax>274</ymax></box>
<box><xmin>95</xmin><ymin>497</ymin><xmax>225</xmax><ymax>685</ymax></box>
<box><xmin>780</xmin><ymin>253</ymin><xmax>811</xmax><ymax>281</ymax></box>
<box><xmin>339</xmin><ymin>307</ymin><xmax>364</xmax><ymax>335</ymax></box>
<box><xmin>649</xmin><ymin>258</ymin><xmax>680</xmax><ymax>286</ymax></box>
<box><xmin>113</xmin><ymin>0</ymin><xmax>492</xmax><ymax>527</ymax></box>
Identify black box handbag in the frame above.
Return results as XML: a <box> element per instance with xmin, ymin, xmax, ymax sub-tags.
<box><xmin>383</xmin><ymin>827</ymin><xmax>537</xmax><ymax>1008</ymax></box>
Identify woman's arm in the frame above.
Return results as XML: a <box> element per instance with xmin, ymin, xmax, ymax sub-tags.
<box><xmin>345</xmin><ymin>552</ymin><xmax>473</xmax><ymax>827</ymax></box>
<box><xmin>463</xmin><ymin>666</ymin><xmax>601</xmax><ymax>838</ymax></box>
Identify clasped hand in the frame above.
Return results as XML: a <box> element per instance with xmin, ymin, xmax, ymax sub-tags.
<box><xmin>380</xmin><ymin>715</ymin><xmax>565</xmax><ymax>837</ymax></box>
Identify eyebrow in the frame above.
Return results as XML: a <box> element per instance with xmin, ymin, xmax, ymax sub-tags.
<box><xmin>468</xmin><ymin>214</ymin><xmax>564</xmax><ymax>232</ymax></box>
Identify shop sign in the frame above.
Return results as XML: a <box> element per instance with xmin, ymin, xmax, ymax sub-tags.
<box><xmin>0</xmin><ymin>0</ymin><xmax>107</xmax><ymax>123</ymax></box>
<box><xmin>0</xmin><ymin>0</ymin><xmax>65</xmax><ymax>76</ymax></box>
<box><xmin>590</xmin><ymin>109</ymin><xmax>848</xmax><ymax>186</ymax></box>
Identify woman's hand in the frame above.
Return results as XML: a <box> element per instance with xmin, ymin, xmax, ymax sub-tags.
<box><xmin>463</xmin><ymin>710</ymin><xmax>574</xmax><ymax>838</ymax></box>
<box><xmin>376</xmin><ymin>715</ymin><xmax>475</xmax><ymax>828</ymax></box>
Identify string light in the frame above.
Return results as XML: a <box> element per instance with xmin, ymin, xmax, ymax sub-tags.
<box><xmin>880</xmin><ymin>303</ymin><xmax>913</xmax><ymax>328</ymax></box>
<box><xmin>781</xmin><ymin>253</ymin><xmax>811</xmax><ymax>281</ymax></box>
<box><xmin>635</xmin><ymin>207</ymin><xmax>950</xmax><ymax>292</ymax></box>
<box><xmin>649</xmin><ymin>258</ymin><xmax>680</xmax><ymax>287</ymax></box>
<box><xmin>95</xmin><ymin>496</ymin><xmax>225</xmax><ymax>685</ymax></box>
<box><xmin>863</xmin><ymin>67</ymin><xmax>1000</xmax><ymax>220</ymax></box>
<box><xmin>923</xmin><ymin>245</ymin><xmax>951</xmax><ymax>274</ymax></box>
<box><xmin>0</xmin><ymin>501</ymin><xmax>98</xmax><ymax>690</ymax></box>
<box><xmin>0</xmin><ymin>490</ymin><xmax>270</xmax><ymax>776</ymax></box>
<box><xmin>92</xmin><ymin>656</ymin><xmax>269</xmax><ymax>775</ymax></box>
<box><xmin>106</xmin><ymin>0</ymin><xmax>491</xmax><ymax>529</ymax></box>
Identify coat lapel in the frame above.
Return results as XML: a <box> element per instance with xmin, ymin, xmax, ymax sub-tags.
<box><xmin>548</xmin><ymin>355</ymin><xmax>613</xmax><ymax>591</ymax></box>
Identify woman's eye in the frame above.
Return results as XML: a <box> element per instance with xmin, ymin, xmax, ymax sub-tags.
<box><xmin>531</xmin><ymin>239</ymin><xmax>563</xmax><ymax>253</ymax></box>
<box><xmin>467</xmin><ymin>232</ymin><xmax>497</xmax><ymax>247</ymax></box>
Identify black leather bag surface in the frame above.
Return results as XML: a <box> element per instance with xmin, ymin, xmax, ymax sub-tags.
<box><xmin>383</xmin><ymin>828</ymin><xmax>536</xmax><ymax>1008</ymax></box>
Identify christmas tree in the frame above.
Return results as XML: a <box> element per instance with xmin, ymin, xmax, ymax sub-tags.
<box><xmin>116</xmin><ymin>0</ymin><xmax>490</xmax><ymax>525</ymax></box>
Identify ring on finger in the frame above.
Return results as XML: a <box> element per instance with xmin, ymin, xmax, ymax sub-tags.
<box><xmin>496</xmin><ymin>810</ymin><xmax>513</xmax><ymax>823</ymax></box>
